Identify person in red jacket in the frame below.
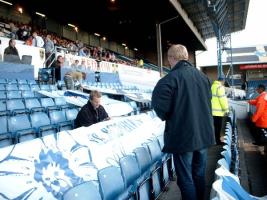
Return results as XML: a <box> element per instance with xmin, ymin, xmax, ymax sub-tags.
<box><xmin>248</xmin><ymin>84</ymin><xmax>267</xmax><ymax>145</ymax></box>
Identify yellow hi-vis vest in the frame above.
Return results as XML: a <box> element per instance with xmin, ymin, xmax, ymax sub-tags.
<box><xmin>211</xmin><ymin>80</ymin><xmax>229</xmax><ymax>116</ymax></box>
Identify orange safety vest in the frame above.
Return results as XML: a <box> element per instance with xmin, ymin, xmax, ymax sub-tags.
<box><xmin>248</xmin><ymin>91</ymin><xmax>267</xmax><ymax>128</ymax></box>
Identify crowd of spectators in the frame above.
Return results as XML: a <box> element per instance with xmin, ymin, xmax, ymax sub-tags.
<box><xmin>0</xmin><ymin>18</ymin><xmax>145</xmax><ymax>68</ymax></box>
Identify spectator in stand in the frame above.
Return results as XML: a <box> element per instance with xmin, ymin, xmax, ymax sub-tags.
<box><xmin>74</xmin><ymin>90</ymin><xmax>110</xmax><ymax>128</ymax></box>
<box><xmin>152</xmin><ymin>44</ymin><xmax>215</xmax><ymax>200</ymax></box>
<box><xmin>64</xmin><ymin>70</ymin><xmax>86</xmax><ymax>90</ymax></box>
<box><xmin>32</xmin><ymin>32</ymin><xmax>44</xmax><ymax>48</ymax></box>
<box><xmin>24</xmin><ymin>36</ymin><xmax>33</xmax><ymax>46</ymax></box>
<box><xmin>9</xmin><ymin>22</ymin><xmax>18</xmax><ymax>39</ymax></box>
<box><xmin>71</xmin><ymin>60</ymin><xmax>80</xmax><ymax>70</ymax></box>
<box><xmin>44</xmin><ymin>34</ymin><xmax>54</xmax><ymax>66</ymax></box>
<box><xmin>4</xmin><ymin>38</ymin><xmax>20</xmax><ymax>63</ymax></box>
<box><xmin>51</xmin><ymin>55</ymin><xmax>64</xmax><ymax>82</ymax></box>
<box><xmin>248</xmin><ymin>84</ymin><xmax>267</xmax><ymax>145</ymax></box>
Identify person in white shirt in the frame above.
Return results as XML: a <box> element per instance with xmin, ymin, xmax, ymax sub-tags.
<box><xmin>32</xmin><ymin>32</ymin><xmax>44</xmax><ymax>48</ymax></box>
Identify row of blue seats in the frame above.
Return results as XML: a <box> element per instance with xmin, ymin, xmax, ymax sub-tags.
<box><xmin>0</xmin><ymin>97</ymin><xmax>75</xmax><ymax>116</ymax></box>
<box><xmin>0</xmin><ymin>84</ymin><xmax>58</xmax><ymax>92</ymax></box>
<box><xmin>209</xmin><ymin>110</ymin><xmax>267</xmax><ymax>199</ymax></box>
<box><xmin>62</xmin><ymin>136</ymin><xmax>175</xmax><ymax>200</ymax></box>
<box><xmin>0</xmin><ymin>108</ymin><xmax>79</xmax><ymax>148</ymax></box>
<box><xmin>0</xmin><ymin>78</ymin><xmax>37</xmax><ymax>85</ymax></box>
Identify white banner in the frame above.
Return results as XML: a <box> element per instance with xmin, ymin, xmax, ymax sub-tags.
<box><xmin>117</xmin><ymin>63</ymin><xmax>160</xmax><ymax>88</ymax></box>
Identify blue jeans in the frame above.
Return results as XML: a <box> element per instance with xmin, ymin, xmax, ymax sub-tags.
<box><xmin>173</xmin><ymin>148</ymin><xmax>207</xmax><ymax>200</ymax></box>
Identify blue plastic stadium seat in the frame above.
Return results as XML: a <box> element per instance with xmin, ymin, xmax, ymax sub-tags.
<box><xmin>6</xmin><ymin>90</ymin><xmax>22</xmax><ymax>99</ymax></box>
<box><xmin>40</xmin><ymin>98</ymin><xmax>59</xmax><ymax>111</ymax></box>
<box><xmin>0</xmin><ymin>91</ymin><xmax>6</xmax><ymax>100</ymax></box>
<box><xmin>54</xmin><ymin>97</ymin><xmax>72</xmax><ymax>110</ymax></box>
<box><xmin>49</xmin><ymin>110</ymin><xmax>72</xmax><ymax>131</ymax></box>
<box><xmin>98</xmin><ymin>166</ymin><xmax>130</xmax><ymax>200</ymax></box>
<box><xmin>119</xmin><ymin>155</ymin><xmax>142</xmax><ymax>199</ymax></box>
<box><xmin>17</xmin><ymin>79</ymin><xmax>28</xmax><ymax>85</ymax></box>
<box><xmin>133</xmin><ymin>147</ymin><xmax>152</xmax><ymax>200</ymax></box>
<box><xmin>0</xmin><ymin>79</ymin><xmax>7</xmax><ymax>84</ymax></box>
<box><xmin>30</xmin><ymin>84</ymin><xmax>40</xmax><ymax>91</ymax></box>
<box><xmin>18</xmin><ymin>84</ymin><xmax>30</xmax><ymax>91</ymax></box>
<box><xmin>21</xmin><ymin>90</ymin><xmax>35</xmax><ymax>99</ymax></box>
<box><xmin>8</xmin><ymin>114</ymin><xmax>35</xmax><ymax>143</ymax></box>
<box><xmin>6</xmin><ymin>99</ymin><xmax>29</xmax><ymax>115</ymax></box>
<box><xmin>5</xmin><ymin>84</ymin><xmax>18</xmax><ymax>91</ymax></box>
<box><xmin>0</xmin><ymin>84</ymin><xmax>5</xmax><ymax>91</ymax></box>
<box><xmin>40</xmin><ymin>84</ymin><xmax>51</xmax><ymax>91</ymax></box>
<box><xmin>30</xmin><ymin>112</ymin><xmax>56</xmax><ymax>137</ymax></box>
<box><xmin>62</xmin><ymin>181</ymin><xmax>102</xmax><ymax>200</ymax></box>
<box><xmin>25</xmin><ymin>98</ymin><xmax>44</xmax><ymax>113</ymax></box>
<box><xmin>145</xmin><ymin>140</ymin><xmax>163</xmax><ymax>199</ymax></box>
<box><xmin>0</xmin><ymin>116</ymin><xmax>12</xmax><ymax>148</ymax></box>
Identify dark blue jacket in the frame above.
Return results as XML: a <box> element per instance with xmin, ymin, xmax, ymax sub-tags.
<box><xmin>74</xmin><ymin>101</ymin><xmax>109</xmax><ymax>128</ymax></box>
<box><xmin>152</xmin><ymin>60</ymin><xmax>215</xmax><ymax>153</ymax></box>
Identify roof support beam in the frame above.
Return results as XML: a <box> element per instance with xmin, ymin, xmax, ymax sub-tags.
<box><xmin>169</xmin><ymin>0</ymin><xmax>207</xmax><ymax>50</ymax></box>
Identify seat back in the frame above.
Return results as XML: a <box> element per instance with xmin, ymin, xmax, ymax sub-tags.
<box><xmin>63</xmin><ymin>181</ymin><xmax>102</xmax><ymax>200</ymax></box>
<box><xmin>133</xmin><ymin>147</ymin><xmax>151</xmax><ymax>174</ymax></box>
<box><xmin>30</xmin><ymin>112</ymin><xmax>51</xmax><ymax>128</ymax></box>
<box><xmin>6</xmin><ymin>91</ymin><xmax>22</xmax><ymax>99</ymax></box>
<box><xmin>22</xmin><ymin>91</ymin><xmax>35</xmax><ymax>98</ymax></box>
<box><xmin>146</xmin><ymin>140</ymin><xmax>162</xmax><ymax>164</ymax></box>
<box><xmin>8</xmin><ymin>114</ymin><xmax>32</xmax><ymax>132</ymax></box>
<box><xmin>98</xmin><ymin>166</ymin><xmax>125</xmax><ymax>200</ymax></box>
<box><xmin>0</xmin><ymin>91</ymin><xmax>6</xmax><ymax>100</ymax></box>
<box><xmin>40</xmin><ymin>98</ymin><xmax>56</xmax><ymax>108</ymax></box>
<box><xmin>6</xmin><ymin>99</ymin><xmax>26</xmax><ymax>114</ymax></box>
<box><xmin>18</xmin><ymin>84</ymin><xmax>30</xmax><ymax>91</ymax></box>
<box><xmin>49</xmin><ymin>110</ymin><xmax>67</xmax><ymax>124</ymax></box>
<box><xmin>0</xmin><ymin>116</ymin><xmax>8</xmax><ymax>134</ymax></box>
<box><xmin>5</xmin><ymin>84</ymin><xmax>18</xmax><ymax>91</ymax></box>
<box><xmin>25</xmin><ymin>98</ymin><xmax>42</xmax><ymax>111</ymax></box>
<box><xmin>54</xmin><ymin>97</ymin><xmax>67</xmax><ymax>106</ymax></box>
<box><xmin>65</xmin><ymin>108</ymin><xmax>79</xmax><ymax>121</ymax></box>
<box><xmin>119</xmin><ymin>155</ymin><xmax>141</xmax><ymax>188</ymax></box>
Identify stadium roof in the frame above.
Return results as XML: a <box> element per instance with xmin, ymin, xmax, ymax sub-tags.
<box><xmin>13</xmin><ymin>0</ymin><xmax>249</xmax><ymax>53</ymax></box>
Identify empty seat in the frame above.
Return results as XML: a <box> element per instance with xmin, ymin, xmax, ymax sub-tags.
<box><xmin>98</xmin><ymin>166</ymin><xmax>130</xmax><ymax>200</ymax></box>
<box><xmin>0</xmin><ymin>100</ymin><xmax>8</xmax><ymax>116</ymax></box>
<box><xmin>119</xmin><ymin>155</ymin><xmax>141</xmax><ymax>199</ymax></box>
<box><xmin>0</xmin><ymin>79</ymin><xmax>7</xmax><ymax>84</ymax></box>
<box><xmin>40</xmin><ymin>84</ymin><xmax>51</xmax><ymax>91</ymax></box>
<box><xmin>5</xmin><ymin>84</ymin><xmax>18</xmax><ymax>91</ymax></box>
<box><xmin>21</xmin><ymin>91</ymin><xmax>35</xmax><ymax>99</ymax></box>
<box><xmin>146</xmin><ymin>140</ymin><xmax>163</xmax><ymax>199</ymax></box>
<box><xmin>25</xmin><ymin>98</ymin><xmax>44</xmax><ymax>113</ymax></box>
<box><xmin>18</xmin><ymin>84</ymin><xmax>30</xmax><ymax>91</ymax></box>
<box><xmin>0</xmin><ymin>84</ymin><xmax>5</xmax><ymax>91</ymax></box>
<box><xmin>54</xmin><ymin>97</ymin><xmax>72</xmax><ymax>110</ymax></box>
<box><xmin>30</xmin><ymin>84</ymin><xmax>40</xmax><ymax>91</ymax></box>
<box><xmin>7</xmin><ymin>79</ymin><xmax>17</xmax><ymax>84</ymax></box>
<box><xmin>65</xmin><ymin>108</ymin><xmax>78</xmax><ymax>121</ymax></box>
<box><xmin>30</xmin><ymin>112</ymin><xmax>56</xmax><ymax>137</ymax></box>
<box><xmin>133</xmin><ymin>147</ymin><xmax>152</xmax><ymax>200</ymax></box>
<box><xmin>8</xmin><ymin>114</ymin><xmax>35</xmax><ymax>143</ymax></box>
<box><xmin>6</xmin><ymin>99</ymin><xmax>28</xmax><ymax>115</ymax></box>
<box><xmin>50</xmin><ymin>85</ymin><xmax>58</xmax><ymax>91</ymax></box>
<box><xmin>17</xmin><ymin>80</ymin><xmax>28</xmax><ymax>85</ymax></box>
<box><xmin>0</xmin><ymin>91</ymin><xmax>6</xmax><ymax>100</ymax></box>
<box><xmin>0</xmin><ymin>116</ymin><xmax>12</xmax><ymax>148</ymax></box>
<box><xmin>27</xmin><ymin>80</ymin><xmax>37</xmax><ymax>85</ymax></box>
<box><xmin>62</xmin><ymin>181</ymin><xmax>102</xmax><ymax>200</ymax></box>
<box><xmin>40</xmin><ymin>98</ymin><xmax>59</xmax><ymax>111</ymax></box>
<box><xmin>6</xmin><ymin>91</ymin><xmax>22</xmax><ymax>99</ymax></box>
<box><xmin>49</xmin><ymin>110</ymin><xmax>72</xmax><ymax>131</ymax></box>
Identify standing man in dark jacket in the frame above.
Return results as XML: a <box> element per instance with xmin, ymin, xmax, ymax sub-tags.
<box><xmin>152</xmin><ymin>44</ymin><xmax>215</xmax><ymax>200</ymax></box>
<box><xmin>74</xmin><ymin>90</ymin><xmax>109</xmax><ymax>128</ymax></box>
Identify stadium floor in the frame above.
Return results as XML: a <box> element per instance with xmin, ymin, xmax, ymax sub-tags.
<box><xmin>158</xmin><ymin>119</ymin><xmax>267</xmax><ymax>200</ymax></box>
